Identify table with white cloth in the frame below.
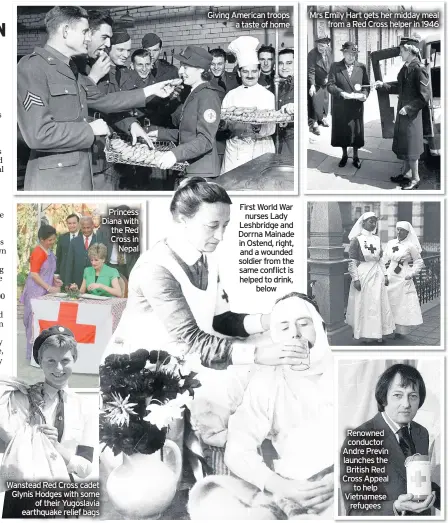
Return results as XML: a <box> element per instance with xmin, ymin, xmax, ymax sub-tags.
<box><xmin>30</xmin><ymin>294</ymin><xmax>127</xmax><ymax>374</ymax></box>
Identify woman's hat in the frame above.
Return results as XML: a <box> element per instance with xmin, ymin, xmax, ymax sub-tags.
<box><xmin>173</xmin><ymin>46</ymin><xmax>212</xmax><ymax>69</ymax></box>
<box><xmin>341</xmin><ymin>42</ymin><xmax>359</xmax><ymax>53</ymax></box>
<box><xmin>315</xmin><ymin>35</ymin><xmax>331</xmax><ymax>44</ymax></box>
<box><xmin>33</xmin><ymin>325</ymin><xmax>75</xmax><ymax>364</ymax></box>
<box><xmin>399</xmin><ymin>36</ymin><xmax>420</xmax><ymax>47</ymax></box>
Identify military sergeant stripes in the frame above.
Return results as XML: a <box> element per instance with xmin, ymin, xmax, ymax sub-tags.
<box><xmin>23</xmin><ymin>91</ymin><xmax>44</xmax><ymax>111</ymax></box>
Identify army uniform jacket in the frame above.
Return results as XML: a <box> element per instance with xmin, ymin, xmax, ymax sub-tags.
<box><xmin>17</xmin><ymin>46</ymin><xmax>146</xmax><ymax>191</ymax></box>
<box><xmin>278</xmin><ymin>76</ymin><xmax>294</xmax><ymax>145</ymax></box>
<box><xmin>157</xmin><ymin>82</ymin><xmax>222</xmax><ymax>177</ymax></box>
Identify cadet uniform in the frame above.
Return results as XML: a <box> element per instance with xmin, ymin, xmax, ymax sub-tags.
<box><xmin>17</xmin><ymin>45</ymin><xmax>146</xmax><ymax>191</ymax></box>
<box><xmin>278</xmin><ymin>76</ymin><xmax>294</xmax><ymax>155</ymax></box>
<box><xmin>156</xmin><ymin>46</ymin><xmax>222</xmax><ymax>178</ymax></box>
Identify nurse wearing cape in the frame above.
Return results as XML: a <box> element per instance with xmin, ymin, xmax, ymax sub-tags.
<box><xmin>346</xmin><ymin>212</ymin><xmax>395</xmax><ymax>343</ymax></box>
<box><xmin>102</xmin><ymin>177</ymin><xmax>307</xmax><ymax>370</ymax></box>
<box><xmin>383</xmin><ymin>221</ymin><xmax>424</xmax><ymax>338</ymax></box>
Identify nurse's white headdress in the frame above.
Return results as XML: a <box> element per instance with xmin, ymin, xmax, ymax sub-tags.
<box><xmin>228</xmin><ymin>36</ymin><xmax>260</xmax><ymax>68</ymax></box>
<box><xmin>396</xmin><ymin>221</ymin><xmax>422</xmax><ymax>253</ymax></box>
<box><xmin>348</xmin><ymin>211</ymin><xmax>377</xmax><ymax>240</ymax></box>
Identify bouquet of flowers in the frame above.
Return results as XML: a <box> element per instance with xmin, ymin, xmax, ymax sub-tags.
<box><xmin>64</xmin><ymin>285</ymin><xmax>80</xmax><ymax>300</ymax></box>
<box><xmin>99</xmin><ymin>349</ymin><xmax>201</xmax><ymax>456</ymax></box>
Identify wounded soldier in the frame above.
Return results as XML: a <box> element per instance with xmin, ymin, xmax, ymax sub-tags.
<box><xmin>189</xmin><ymin>292</ymin><xmax>334</xmax><ymax>520</ymax></box>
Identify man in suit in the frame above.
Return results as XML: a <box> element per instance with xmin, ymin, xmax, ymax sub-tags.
<box><xmin>307</xmin><ymin>35</ymin><xmax>332</xmax><ymax>135</ymax></box>
<box><xmin>56</xmin><ymin>213</ymin><xmax>80</xmax><ymax>287</ymax></box>
<box><xmin>340</xmin><ymin>364</ymin><xmax>439</xmax><ymax>516</ymax></box>
<box><xmin>64</xmin><ymin>216</ymin><xmax>98</xmax><ymax>287</ymax></box>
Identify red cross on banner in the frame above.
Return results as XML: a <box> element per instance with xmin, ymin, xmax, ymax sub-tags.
<box><xmin>39</xmin><ymin>302</ymin><xmax>96</xmax><ymax>343</ymax></box>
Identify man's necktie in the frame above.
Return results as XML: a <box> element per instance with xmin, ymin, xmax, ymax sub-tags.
<box><xmin>397</xmin><ymin>426</ymin><xmax>416</xmax><ymax>457</ymax></box>
<box><xmin>84</xmin><ymin>236</ymin><xmax>89</xmax><ymax>250</ymax></box>
<box><xmin>115</xmin><ymin>67</ymin><xmax>122</xmax><ymax>86</ymax></box>
<box><xmin>69</xmin><ymin>59</ymin><xmax>79</xmax><ymax>80</ymax></box>
<box><xmin>54</xmin><ymin>390</ymin><xmax>65</xmax><ymax>443</ymax></box>
<box><xmin>194</xmin><ymin>255</ymin><xmax>208</xmax><ymax>290</ymax></box>
<box><xmin>71</xmin><ymin>234</ymin><xmax>75</xmax><ymax>241</ymax></box>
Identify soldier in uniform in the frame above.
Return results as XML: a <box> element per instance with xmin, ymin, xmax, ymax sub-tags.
<box><xmin>257</xmin><ymin>45</ymin><xmax>275</xmax><ymax>92</ymax></box>
<box><xmin>277</xmin><ymin>48</ymin><xmax>294</xmax><ymax>156</ymax></box>
<box><xmin>307</xmin><ymin>35</ymin><xmax>332</xmax><ymax>135</ymax></box>
<box><xmin>17</xmin><ymin>6</ymin><xmax>177</xmax><ymax>192</ymax></box>
<box><xmin>209</xmin><ymin>48</ymin><xmax>239</xmax><ymax>94</ymax></box>
<box><xmin>148</xmin><ymin>46</ymin><xmax>222</xmax><ymax>178</ymax></box>
<box><xmin>141</xmin><ymin>32</ymin><xmax>185</xmax><ymax>129</ymax></box>
<box><xmin>375</xmin><ymin>37</ymin><xmax>431</xmax><ymax>190</ymax></box>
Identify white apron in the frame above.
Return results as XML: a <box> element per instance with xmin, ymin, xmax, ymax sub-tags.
<box><xmin>220</xmin><ymin>136</ymin><xmax>275</xmax><ymax>174</ymax></box>
<box><xmin>385</xmin><ymin>241</ymin><xmax>423</xmax><ymax>327</ymax></box>
<box><xmin>103</xmin><ymin>247</ymin><xmax>219</xmax><ymax>360</ymax></box>
<box><xmin>346</xmin><ymin>235</ymin><xmax>395</xmax><ymax>339</ymax></box>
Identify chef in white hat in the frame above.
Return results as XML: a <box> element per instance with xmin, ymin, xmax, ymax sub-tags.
<box><xmin>220</xmin><ymin>36</ymin><xmax>276</xmax><ymax>174</ymax></box>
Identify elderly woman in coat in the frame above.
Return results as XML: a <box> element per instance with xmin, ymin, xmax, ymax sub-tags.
<box><xmin>327</xmin><ymin>42</ymin><xmax>369</xmax><ymax>169</ymax></box>
<box><xmin>375</xmin><ymin>37</ymin><xmax>431</xmax><ymax>190</ymax></box>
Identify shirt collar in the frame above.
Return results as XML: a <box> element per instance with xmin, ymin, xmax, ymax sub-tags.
<box><xmin>43</xmin><ymin>382</ymin><xmax>69</xmax><ymax>399</ymax></box>
<box><xmin>44</xmin><ymin>44</ymin><xmax>71</xmax><ymax>66</ymax></box>
<box><xmin>361</xmin><ymin>228</ymin><xmax>373</xmax><ymax>237</ymax></box>
<box><xmin>167</xmin><ymin>234</ymin><xmax>202</xmax><ymax>266</ymax></box>
<box><xmin>382</xmin><ymin>411</ymin><xmax>410</xmax><ymax>434</ymax></box>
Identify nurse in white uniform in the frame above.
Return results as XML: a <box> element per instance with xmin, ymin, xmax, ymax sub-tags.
<box><xmin>383</xmin><ymin>221</ymin><xmax>424</xmax><ymax>338</ymax></box>
<box><xmin>220</xmin><ymin>36</ymin><xmax>276</xmax><ymax>174</ymax></box>
<box><xmin>102</xmin><ymin>177</ymin><xmax>307</xmax><ymax>370</ymax></box>
<box><xmin>345</xmin><ymin>212</ymin><xmax>395</xmax><ymax>343</ymax></box>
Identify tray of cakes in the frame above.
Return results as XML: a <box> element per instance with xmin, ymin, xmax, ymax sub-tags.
<box><xmin>105</xmin><ymin>135</ymin><xmax>188</xmax><ymax>171</ymax></box>
<box><xmin>220</xmin><ymin>106</ymin><xmax>294</xmax><ymax>124</ymax></box>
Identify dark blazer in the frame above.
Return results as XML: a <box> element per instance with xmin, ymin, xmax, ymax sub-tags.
<box><xmin>340</xmin><ymin>412</ymin><xmax>439</xmax><ymax>516</ymax></box>
<box><xmin>56</xmin><ymin>232</ymin><xmax>78</xmax><ymax>285</ymax></box>
<box><xmin>64</xmin><ymin>233</ymin><xmax>98</xmax><ymax>287</ymax></box>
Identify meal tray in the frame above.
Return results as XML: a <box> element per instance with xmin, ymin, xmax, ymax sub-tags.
<box><xmin>105</xmin><ymin>136</ymin><xmax>188</xmax><ymax>171</ymax></box>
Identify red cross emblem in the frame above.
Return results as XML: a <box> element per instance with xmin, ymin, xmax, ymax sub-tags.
<box><xmin>39</xmin><ymin>302</ymin><xmax>96</xmax><ymax>343</ymax></box>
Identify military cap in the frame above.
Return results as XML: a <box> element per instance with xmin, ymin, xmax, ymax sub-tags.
<box><xmin>33</xmin><ymin>325</ymin><xmax>75</xmax><ymax>364</ymax></box>
<box><xmin>142</xmin><ymin>33</ymin><xmax>162</xmax><ymax>49</ymax></box>
<box><xmin>174</xmin><ymin>46</ymin><xmax>212</xmax><ymax>69</ymax></box>
<box><xmin>399</xmin><ymin>36</ymin><xmax>420</xmax><ymax>47</ymax></box>
<box><xmin>111</xmin><ymin>31</ymin><xmax>131</xmax><ymax>46</ymax></box>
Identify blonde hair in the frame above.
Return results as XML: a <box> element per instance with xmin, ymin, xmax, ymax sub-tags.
<box><xmin>88</xmin><ymin>243</ymin><xmax>107</xmax><ymax>261</ymax></box>
<box><xmin>401</xmin><ymin>43</ymin><xmax>420</xmax><ymax>56</ymax></box>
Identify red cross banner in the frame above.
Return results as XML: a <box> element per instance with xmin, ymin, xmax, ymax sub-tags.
<box><xmin>30</xmin><ymin>298</ymin><xmax>113</xmax><ymax>374</ymax></box>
